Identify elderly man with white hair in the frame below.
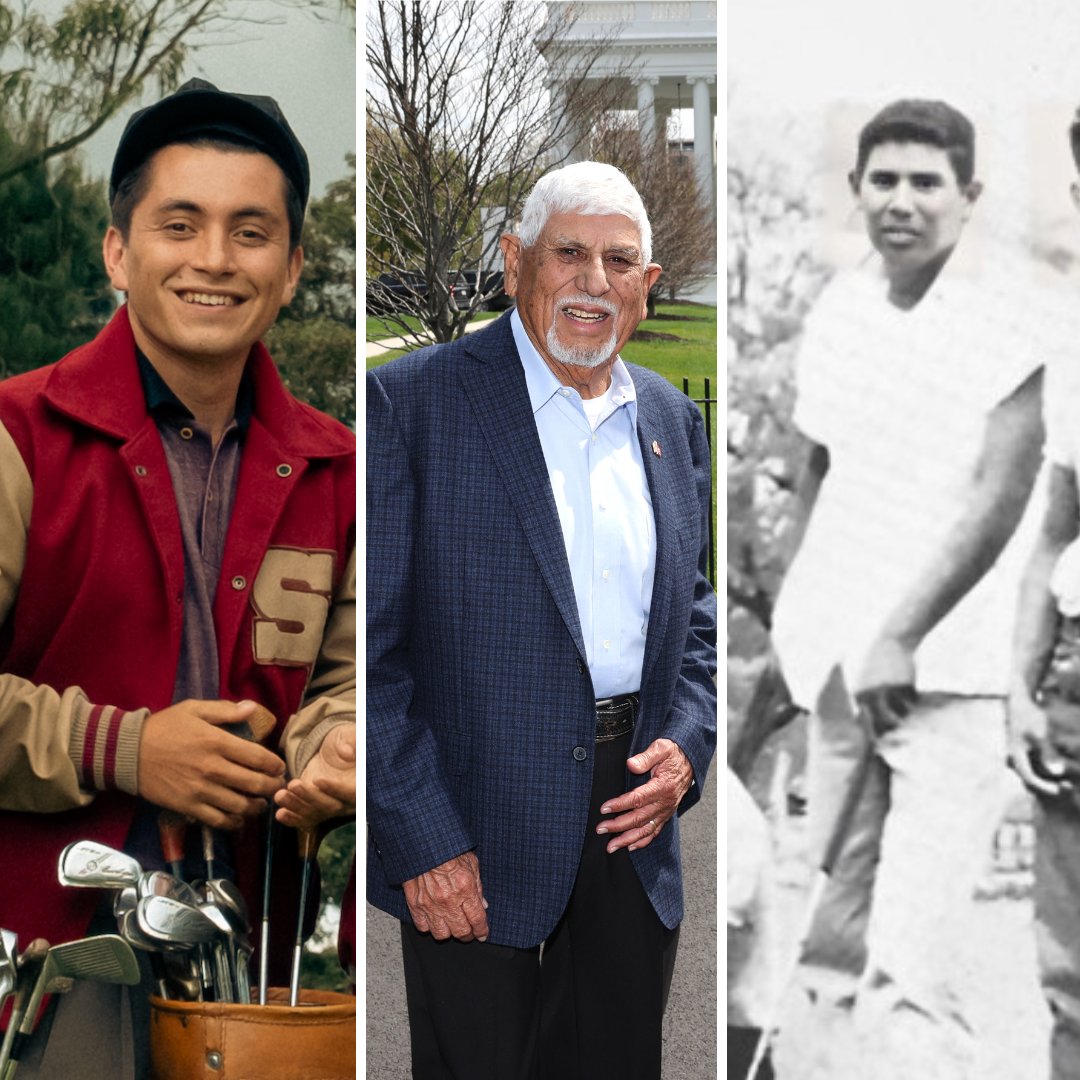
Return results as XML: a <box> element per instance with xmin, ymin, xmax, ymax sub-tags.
<box><xmin>366</xmin><ymin>161</ymin><xmax>717</xmax><ymax>1078</ymax></box>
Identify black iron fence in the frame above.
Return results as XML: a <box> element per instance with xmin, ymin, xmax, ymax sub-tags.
<box><xmin>682</xmin><ymin>377</ymin><xmax>717</xmax><ymax>587</ymax></box>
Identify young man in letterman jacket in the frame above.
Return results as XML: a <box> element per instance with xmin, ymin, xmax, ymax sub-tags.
<box><xmin>0</xmin><ymin>79</ymin><xmax>355</xmax><ymax>1077</ymax></box>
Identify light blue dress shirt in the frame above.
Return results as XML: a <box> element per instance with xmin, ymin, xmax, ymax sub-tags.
<box><xmin>511</xmin><ymin>309</ymin><xmax>656</xmax><ymax>698</ymax></box>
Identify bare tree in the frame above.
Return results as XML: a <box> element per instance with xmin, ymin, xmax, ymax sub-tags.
<box><xmin>589</xmin><ymin>113</ymin><xmax>715</xmax><ymax>316</ymax></box>
<box><xmin>0</xmin><ymin>0</ymin><xmax>346</xmax><ymax>186</ymax></box>
<box><xmin>366</xmin><ymin>0</ymin><xmax>637</xmax><ymax>347</ymax></box>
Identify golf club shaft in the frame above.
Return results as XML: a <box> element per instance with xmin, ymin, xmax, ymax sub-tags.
<box><xmin>259</xmin><ymin>808</ymin><xmax>277</xmax><ymax>1005</ymax></box>
<box><xmin>744</xmin><ymin>742</ymin><xmax>876</xmax><ymax>1080</ymax></box>
<box><xmin>201</xmin><ymin>824</ymin><xmax>216</xmax><ymax>884</ymax></box>
<box><xmin>289</xmin><ymin>828</ymin><xmax>316</xmax><ymax>1007</ymax></box>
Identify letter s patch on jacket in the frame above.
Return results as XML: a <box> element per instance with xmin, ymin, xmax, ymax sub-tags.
<box><xmin>251</xmin><ymin>547</ymin><xmax>335</xmax><ymax>667</ymax></box>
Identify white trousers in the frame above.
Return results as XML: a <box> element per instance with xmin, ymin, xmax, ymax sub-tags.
<box><xmin>777</xmin><ymin>668</ymin><xmax>1012</xmax><ymax>1080</ymax></box>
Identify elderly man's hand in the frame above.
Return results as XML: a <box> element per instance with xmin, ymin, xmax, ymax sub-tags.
<box><xmin>596</xmin><ymin>738</ymin><xmax>694</xmax><ymax>854</ymax></box>
<box><xmin>274</xmin><ymin>723</ymin><xmax>356</xmax><ymax>830</ymax></box>
<box><xmin>403</xmin><ymin>852</ymin><xmax>489</xmax><ymax>942</ymax></box>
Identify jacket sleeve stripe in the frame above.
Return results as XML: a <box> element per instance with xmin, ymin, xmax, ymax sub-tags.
<box><xmin>81</xmin><ymin>704</ymin><xmax>105</xmax><ymax>786</ymax></box>
<box><xmin>102</xmin><ymin>706</ymin><xmax>122</xmax><ymax>789</ymax></box>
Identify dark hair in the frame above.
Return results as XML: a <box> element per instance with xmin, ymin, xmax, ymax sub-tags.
<box><xmin>853</xmin><ymin>99</ymin><xmax>976</xmax><ymax>186</ymax></box>
<box><xmin>109</xmin><ymin>134</ymin><xmax>304</xmax><ymax>251</ymax></box>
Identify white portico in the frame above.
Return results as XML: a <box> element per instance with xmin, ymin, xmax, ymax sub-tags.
<box><xmin>540</xmin><ymin>1</ymin><xmax>717</xmax><ymax>210</ymax></box>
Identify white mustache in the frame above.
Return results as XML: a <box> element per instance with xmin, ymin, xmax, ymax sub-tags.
<box><xmin>559</xmin><ymin>295</ymin><xmax>618</xmax><ymax>316</ymax></box>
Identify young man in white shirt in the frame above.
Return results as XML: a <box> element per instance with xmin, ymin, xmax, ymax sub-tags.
<box><xmin>771</xmin><ymin>98</ymin><xmax>1057</xmax><ymax>1079</ymax></box>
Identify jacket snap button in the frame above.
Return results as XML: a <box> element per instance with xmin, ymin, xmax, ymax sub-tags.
<box><xmin>276</xmin><ymin>463</ymin><xmax>292</xmax><ymax>477</ymax></box>
<box><xmin>573</xmin><ymin>746</ymin><xmax>587</xmax><ymax>762</ymax></box>
<box><xmin>206</xmin><ymin>1050</ymin><xmax>223</xmax><ymax>1070</ymax></box>
<box><xmin>231</xmin><ymin>576</ymin><xmax>247</xmax><ymax>590</ymax></box>
<box><xmin>134</xmin><ymin>465</ymin><xmax>148</xmax><ymax>477</ymax></box>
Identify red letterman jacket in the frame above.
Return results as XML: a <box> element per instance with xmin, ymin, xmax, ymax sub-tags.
<box><xmin>0</xmin><ymin>306</ymin><xmax>355</xmax><ymax>968</ymax></box>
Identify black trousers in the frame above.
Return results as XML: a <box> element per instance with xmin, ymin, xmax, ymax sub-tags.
<box><xmin>400</xmin><ymin>732</ymin><xmax>680</xmax><ymax>1080</ymax></box>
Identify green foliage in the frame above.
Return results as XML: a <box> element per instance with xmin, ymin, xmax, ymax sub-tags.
<box><xmin>270</xmin><ymin>158</ymin><xmax>356</xmax><ymax>427</ymax></box>
<box><xmin>727</xmin><ymin>149</ymin><xmax>832</xmax><ymax>634</ymax></box>
<box><xmin>0</xmin><ymin>135</ymin><xmax>114</xmax><ymax>377</ymax></box>
<box><xmin>0</xmin><ymin>0</ymin><xmax>340</xmax><ymax>185</ymax></box>
<box><xmin>266</xmin><ymin>316</ymin><xmax>355</xmax><ymax>427</ymax></box>
<box><xmin>286</xmin><ymin>156</ymin><xmax>356</xmax><ymax>327</ymax></box>
<box><xmin>302</xmin><ymin>821</ymin><xmax>355</xmax><ymax>993</ymax></box>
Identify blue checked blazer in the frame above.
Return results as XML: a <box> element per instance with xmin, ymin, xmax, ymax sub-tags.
<box><xmin>366</xmin><ymin>312</ymin><xmax>717</xmax><ymax>949</ymax></box>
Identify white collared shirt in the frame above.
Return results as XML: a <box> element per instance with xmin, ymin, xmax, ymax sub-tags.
<box><xmin>511</xmin><ymin>310</ymin><xmax>655</xmax><ymax>697</ymax></box>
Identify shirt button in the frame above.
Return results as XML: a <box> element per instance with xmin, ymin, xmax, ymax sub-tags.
<box><xmin>602</xmin><ymin>569</ymin><xmax>610</xmax><ymax>581</ymax></box>
<box><xmin>231</xmin><ymin>576</ymin><xmax>247</xmax><ymax>590</ymax></box>
<box><xmin>572</xmin><ymin>746</ymin><xmax>587</xmax><ymax>762</ymax></box>
<box><xmin>603</xmin><ymin>640</ymin><xmax>611</xmax><ymax>650</ymax></box>
<box><xmin>180</xmin><ymin>427</ymin><xmax>194</xmax><ymax>440</ymax></box>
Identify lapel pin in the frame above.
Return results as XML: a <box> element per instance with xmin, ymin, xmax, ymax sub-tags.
<box><xmin>651</xmin><ymin>440</ymin><xmax>662</xmax><ymax>458</ymax></box>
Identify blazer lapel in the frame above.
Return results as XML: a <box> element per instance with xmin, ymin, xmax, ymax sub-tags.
<box><xmin>458</xmin><ymin>319</ymin><xmax>587</xmax><ymax>659</ymax></box>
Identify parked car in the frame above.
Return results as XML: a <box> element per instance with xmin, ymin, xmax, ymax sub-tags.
<box><xmin>451</xmin><ymin>269</ymin><xmax>514</xmax><ymax>311</ymax></box>
<box><xmin>366</xmin><ymin>272</ymin><xmax>472</xmax><ymax>316</ymax></box>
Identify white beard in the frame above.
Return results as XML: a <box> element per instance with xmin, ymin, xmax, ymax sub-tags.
<box><xmin>545</xmin><ymin>299</ymin><xmax>619</xmax><ymax>368</ymax></box>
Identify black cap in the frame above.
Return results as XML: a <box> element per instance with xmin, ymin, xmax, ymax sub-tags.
<box><xmin>109</xmin><ymin>77</ymin><xmax>310</xmax><ymax>208</ymax></box>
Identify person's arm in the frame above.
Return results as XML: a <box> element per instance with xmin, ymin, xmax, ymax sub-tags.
<box><xmin>274</xmin><ymin>546</ymin><xmax>357</xmax><ymax>828</ymax></box>
<box><xmin>364</xmin><ymin>369</ymin><xmax>487</xmax><ymax>941</ymax></box>
<box><xmin>854</xmin><ymin>368</ymin><xmax>1044</xmax><ymax>733</ymax></box>
<box><xmin>1008</xmin><ymin>463</ymin><xmax>1079</xmax><ymax>796</ymax></box>
<box><xmin>598</xmin><ymin>400</ymin><xmax>717</xmax><ymax>853</ymax></box>
<box><xmin>0</xmin><ymin>420</ymin><xmax>284</xmax><ymax>820</ymax></box>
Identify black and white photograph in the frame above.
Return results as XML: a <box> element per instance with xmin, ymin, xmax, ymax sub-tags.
<box><xmin>728</xmin><ymin>2</ymin><xmax>1080</xmax><ymax>1078</ymax></box>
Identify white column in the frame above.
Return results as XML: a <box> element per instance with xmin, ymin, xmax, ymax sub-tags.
<box><xmin>635</xmin><ymin>77</ymin><xmax>659</xmax><ymax>151</ymax></box>
<box><xmin>688</xmin><ymin>75</ymin><xmax>715</xmax><ymax>206</ymax></box>
<box><xmin>548</xmin><ymin>80</ymin><xmax>580</xmax><ymax>165</ymax></box>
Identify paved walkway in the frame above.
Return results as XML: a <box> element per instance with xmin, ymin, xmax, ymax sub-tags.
<box><xmin>365</xmin><ymin>316</ymin><xmax>494</xmax><ymax>359</ymax></box>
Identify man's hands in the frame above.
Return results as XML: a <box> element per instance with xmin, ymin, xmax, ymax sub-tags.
<box><xmin>138</xmin><ymin>699</ymin><xmax>285</xmax><ymax>830</ymax></box>
<box><xmin>853</xmin><ymin>636</ymin><xmax>918</xmax><ymax>737</ymax></box>
<box><xmin>1007</xmin><ymin>688</ymin><xmax>1080</xmax><ymax>802</ymax></box>
<box><xmin>596</xmin><ymin>738</ymin><xmax>694</xmax><ymax>854</ymax></box>
<box><xmin>403</xmin><ymin>852</ymin><xmax>489</xmax><ymax>942</ymax></box>
<box><xmin>274</xmin><ymin>723</ymin><xmax>356</xmax><ymax>830</ymax></box>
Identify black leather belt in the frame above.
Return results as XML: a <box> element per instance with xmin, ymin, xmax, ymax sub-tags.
<box><xmin>595</xmin><ymin>692</ymin><xmax>639</xmax><ymax>742</ymax></box>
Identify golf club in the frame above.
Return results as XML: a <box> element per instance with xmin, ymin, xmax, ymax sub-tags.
<box><xmin>744</xmin><ymin>742</ymin><xmax>876</xmax><ymax>1080</ymax></box>
<box><xmin>259</xmin><ymin>808</ymin><xmax>277</xmax><ymax>1005</ymax></box>
<box><xmin>199</xmin><ymin>703</ymin><xmax>277</xmax><ymax>898</ymax></box>
<box><xmin>57</xmin><ymin>840</ymin><xmax>140</xmax><ymax>891</ymax></box>
<box><xmin>3</xmin><ymin>935</ymin><xmax>139</xmax><ymax>1079</ymax></box>
<box><xmin>0</xmin><ymin>931</ymin><xmax>17</xmax><ymax>1010</ymax></box>
<box><xmin>289</xmin><ymin>827</ymin><xmax>317</xmax><ymax>1007</ymax></box>
<box><xmin>0</xmin><ymin>939</ymin><xmax>47</xmax><ymax>1076</ymax></box>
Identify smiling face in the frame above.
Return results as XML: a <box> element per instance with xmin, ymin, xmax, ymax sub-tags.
<box><xmin>500</xmin><ymin>211</ymin><xmax>661</xmax><ymax>379</ymax></box>
<box><xmin>103</xmin><ymin>142</ymin><xmax>303</xmax><ymax>371</ymax></box>
<box><xmin>852</xmin><ymin>141</ymin><xmax>979</xmax><ymax>293</ymax></box>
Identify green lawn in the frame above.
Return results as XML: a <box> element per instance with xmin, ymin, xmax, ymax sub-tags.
<box><xmin>621</xmin><ymin>301</ymin><xmax>717</xmax><ymax>392</ymax></box>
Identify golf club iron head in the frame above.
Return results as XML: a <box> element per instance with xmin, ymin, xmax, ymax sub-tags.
<box><xmin>58</xmin><ymin>841</ymin><xmax>140</xmax><ymax>890</ymax></box>
<box><xmin>136</xmin><ymin>896</ymin><xmax>222</xmax><ymax>948</ymax></box>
